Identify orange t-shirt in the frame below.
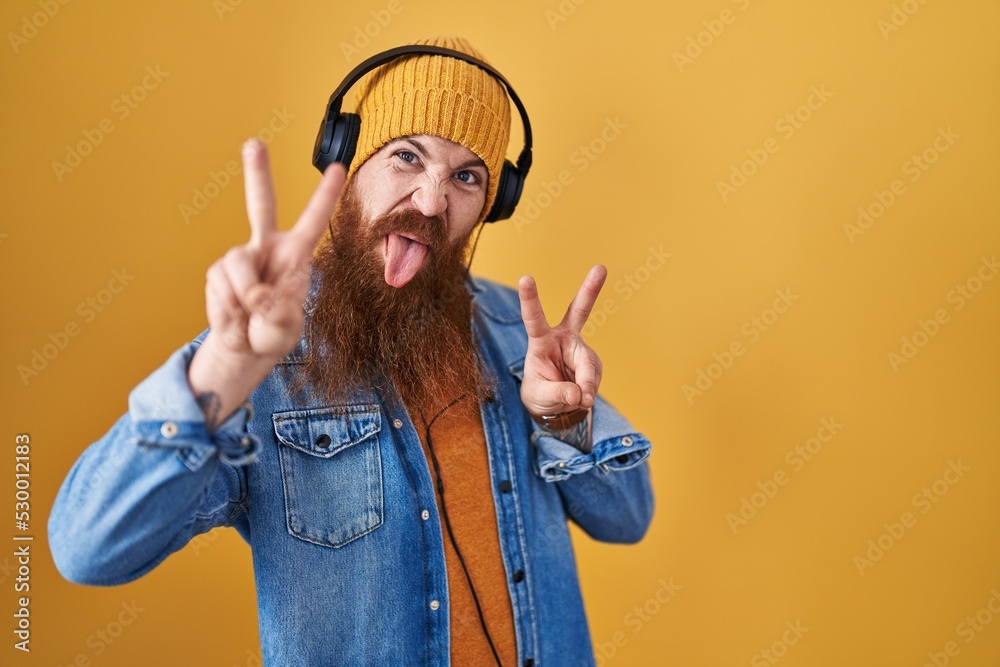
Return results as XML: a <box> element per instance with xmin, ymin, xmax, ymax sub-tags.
<box><xmin>405</xmin><ymin>391</ymin><xmax>518</xmax><ymax>667</ymax></box>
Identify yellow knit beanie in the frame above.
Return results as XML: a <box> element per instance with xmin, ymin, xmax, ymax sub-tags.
<box><xmin>347</xmin><ymin>37</ymin><xmax>512</xmax><ymax>222</ymax></box>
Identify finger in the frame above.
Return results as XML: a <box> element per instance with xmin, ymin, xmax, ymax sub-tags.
<box><xmin>205</xmin><ymin>259</ymin><xmax>242</xmax><ymax>322</ymax></box>
<box><xmin>518</xmin><ymin>274</ymin><xmax>550</xmax><ymax>339</ymax></box>
<box><xmin>206</xmin><ymin>260</ymin><xmax>249</xmax><ymax>349</ymax></box>
<box><xmin>289</xmin><ymin>163</ymin><xmax>347</xmax><ymax>254</ymax></box>
<box><xmin>245</xmin><ymin>283</ymin><xmax>303</xmax><ymax>357</ymax></box>
<box><xmin>243</xmin><ymin>139</ymin><xmax>277</xmax><ymax>248</ymax></box>
<box><xmin>220</xmin><ymin>245</ymin><xmax>262</xmax><ymax>312</ymax></box>
<box><xmin>561</xmin><ymin>264</ymin><xmax>608</xmax><ymax>335</ymax></box>
<box><xmin>573</xmin><ymin>351</ymin><xmax>601</xmax><ymax>408</ymax></box>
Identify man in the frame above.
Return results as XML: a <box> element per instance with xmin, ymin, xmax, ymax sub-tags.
<box><xmin>49</xmin><ymin>37</ymin><xmax>654</xmax><ymax>666</ymax></box>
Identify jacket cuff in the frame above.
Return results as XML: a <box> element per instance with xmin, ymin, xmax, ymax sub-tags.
<box><xmin>532</xmin><ymin>431</ymin><xmax>650</xmax><ymax>482</ymax></box>
<box><xmin>531</xmin><ymin>395</ymin><xmax>651</xmax><ymax>482</ymax></box>
<box><xmin>128</xmin><ymin>341</ymin><xmax>259</xmax><ymax>470</ymax></box>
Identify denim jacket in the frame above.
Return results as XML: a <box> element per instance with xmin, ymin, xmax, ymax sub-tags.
<box><xmin>49</xmin><ymin>276</ymin><xmax>654</xmax><ymax>667</ymax></box>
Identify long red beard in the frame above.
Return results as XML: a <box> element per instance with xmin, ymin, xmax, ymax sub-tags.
<box><xmin>298</xmin><ymin>179</ymin><xmax>494</xmax><ymax>411</ymax></box>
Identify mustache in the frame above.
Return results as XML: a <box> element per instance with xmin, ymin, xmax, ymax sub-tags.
<box><xmin>368</xmin><ymin>208</ymin><xmax>448</xmax><ymax>251</ymax></box>
<box><xmin>300</xmin><ymin>181</ymin><xmax>490</xmax><ymax>408</ymax></box>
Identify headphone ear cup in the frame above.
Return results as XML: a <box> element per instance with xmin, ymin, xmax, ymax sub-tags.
<box><xmin>485</xmin><ymin>160</ymin><xmax>523</xmax><ymax>222</ymax></box>
<box><xmin>314</xmin><ymin>113</ymin><xmax>362</xmax><ymax>173</ymax></box>
<box><xmin>330</xmin><ymin>113</ymin><xmax>362</xmax><ymax>169</ymax></box>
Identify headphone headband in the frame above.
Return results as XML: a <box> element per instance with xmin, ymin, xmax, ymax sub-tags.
<box><xmin>319</xmin><ymin>45</ymin><xmax>532</xmax><ymax>175</ymax></box>
<box><xmin>312</xmin><ymin>45</ymin><xmax>533</xmax><ymax>221</ymax></box>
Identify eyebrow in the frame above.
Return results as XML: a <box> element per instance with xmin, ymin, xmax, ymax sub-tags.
<box><xmin>396</xmin><ymin>136</ymin><xmax>487</xmax><ymax>172</ymax></box>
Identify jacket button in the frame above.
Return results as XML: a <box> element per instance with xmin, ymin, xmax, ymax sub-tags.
<box><xmin>315</xmin><ymin>433</ymin><xmax>332</xmax><ymax>448</ymax></box>
<box><xmin>498</xmin><ymin>480</ymin><xmax>512</xmax><ymax>493</ymax></box>
<box><xmin>513</xmin><ymin>569</ymin><xmax>525</xmax><ymax>583</ymax></box>
<box><xmin>622</xmin><ymin>435</ymin><xmax>633</xmax><ymax>447</ymax></box>
<box><xmin>160</xmin><ymin>422</ymin><xmax>178</xmax><ymax>438</ymax></box>
<box><xmin>393</xmin><ymin>418</ymin><xmax>404</xmax><ymax>429</ymax></box>
<box><xmin>429</xmin><ymin>600</ymin><xmax>440</xmax><ymax>610</ymax></box>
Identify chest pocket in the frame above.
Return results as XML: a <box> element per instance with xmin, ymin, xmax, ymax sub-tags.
<box><xmin>272</xmin><ymin>405</ymin><xmax>384</xmax><ymax>548</ymax></box>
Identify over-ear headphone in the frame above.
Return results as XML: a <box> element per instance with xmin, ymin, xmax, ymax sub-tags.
<box><xmin>312</xmin><ymin>45</ymin><xmax>532</xmax><ymax>223</ymax></box>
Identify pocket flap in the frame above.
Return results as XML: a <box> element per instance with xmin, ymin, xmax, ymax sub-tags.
<box><xmin>272</xmin><ymin>405</ymin><xmax>381</xmax><ymax>459</ymax></box>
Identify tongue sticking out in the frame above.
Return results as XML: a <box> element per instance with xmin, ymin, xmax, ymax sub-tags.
<box><xmin>384</xmin><ymin>234</ymin><xmax>431</xmax><ymax>288</ymax></box>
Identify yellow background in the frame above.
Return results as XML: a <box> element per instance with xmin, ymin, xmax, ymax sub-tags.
<box><xmin>2</xmin><ymin>0</ymin><xmax>998</xmax><ymax>665</ymax></box>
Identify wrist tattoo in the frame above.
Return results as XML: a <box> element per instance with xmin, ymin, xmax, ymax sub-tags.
<box><xmin>545</xmin><ymin>411</ymin><xmax>593</xmax><ymax>454</ymax></box>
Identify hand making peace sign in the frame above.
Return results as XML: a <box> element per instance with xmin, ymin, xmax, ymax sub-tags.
<box><xmin>188</xmin><ymin>139</ymin><xmax>346</xmax><ymax>427</ymax></box>
<box><xmin>517</xmin><ymin>265</ymin><xmax>608</xmax><ymax>419</ymax></box>
<box><xmin>204</xmin><ymin>139</ymin><xmax>346</xmax><ymax>361</ymax></box>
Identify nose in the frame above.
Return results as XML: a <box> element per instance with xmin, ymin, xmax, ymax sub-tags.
<box><xmin>410</xmin><ymin>176</ymin><xmax>448</xmax><ymax>219</ymax></box>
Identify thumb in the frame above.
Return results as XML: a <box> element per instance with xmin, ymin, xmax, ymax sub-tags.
<box><xmin>524</xmin><ymin>378</ymin><xmax>583</xmax><ymax>414</ymax></box>
<box><xmin>557</xmin><ymin>382</ymin><xmax>583</xmax><ymax>409</ymax></box>
<box><xmin>246</xmin><ymin>285</ymin><xmax>297</xmax><ymax>332</ymax></box>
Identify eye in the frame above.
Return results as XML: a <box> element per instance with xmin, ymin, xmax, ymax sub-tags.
<box><xmin>454</xmin><ymin>170</ymin><xmax>481</xmax><ymax>187</ymax></box>
<box><xmin>394</xmin><ymin>150</ymin><xmax>418</xmax><ymax>165</ymax></box>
